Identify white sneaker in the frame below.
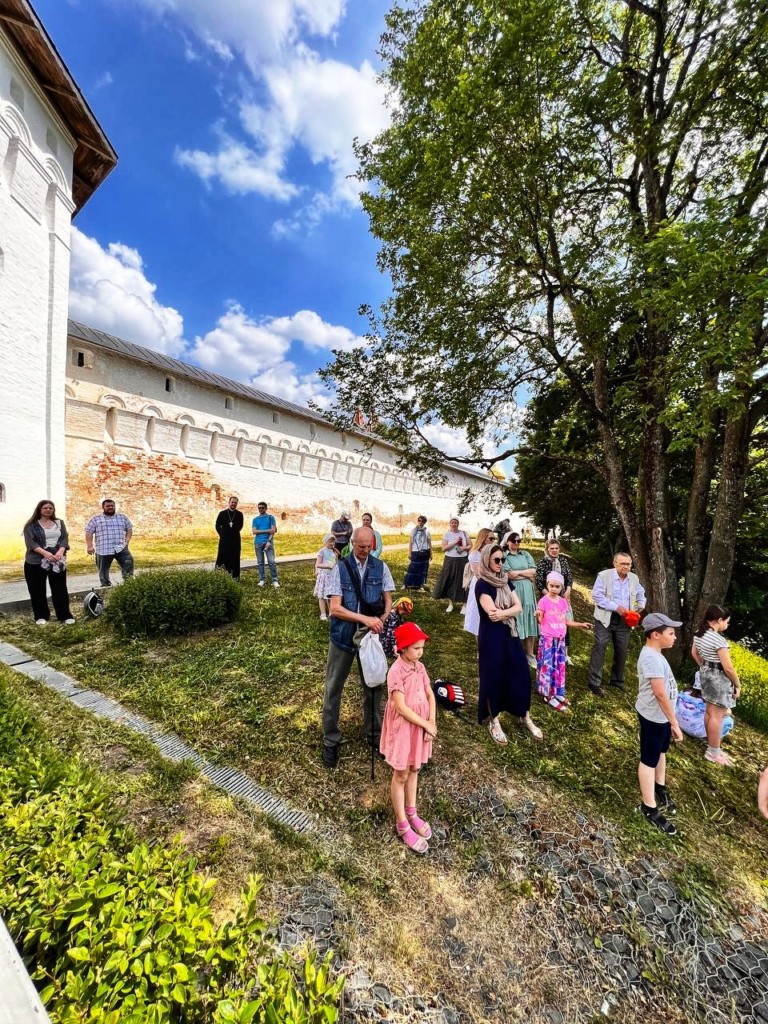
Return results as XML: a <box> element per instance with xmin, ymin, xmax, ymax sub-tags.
<box><xmin>64</xmin><ymin>618</ymin><xmax>75</xmax><ymax>625</ymax></box>
<box><xmin>320</xmin><ymin>614</ymin><xmax>327</xmax><ymax>621</ymax></box>
<box><xmin>258</xmin><ymin>580</ymin><xmax>266</xmax><ymax>587</ymax></box>
<box><xmin>460</xmin><ymin>605</ymin><xmax>467</xmax><ymax>615</ymax></box>
<box><xmin>527</xmin><ymin>655</ymin><xmax>537</xmax><ymax>669</ymax></box>
<box><xmin>445</xmin><ymin>603</ymin><xmax>453</xmax><ymax>614</ymax></box>
<box><xmin>273</xmin><ymin>581</ymin><xmax>280</xmax><ymax>588</ymax></box>
<box><xmin>35</xmin><ymin>619</ymin><xmax>47</xmax><ymax>626</ymax></box>
<box><xmin>565</xmin><ymin>655</ymin><xmax>574</xmax><ymax>666</ymax></box>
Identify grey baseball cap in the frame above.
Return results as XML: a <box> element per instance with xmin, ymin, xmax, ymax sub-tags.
<box><xmin>643</xmin><ymin>612</ymin><xmax>682</xmax><ymax>632</ymax></box>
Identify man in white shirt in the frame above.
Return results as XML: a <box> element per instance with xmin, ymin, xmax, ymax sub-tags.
<box><xmin>85</xmin><ymin>498</ymin><xmax>134</xmax><ymax>587</ymax></box>
<box><xmin>588</xmin><ymin>552</ymin><xmax>646</xmax><ymax>695</ymax></box>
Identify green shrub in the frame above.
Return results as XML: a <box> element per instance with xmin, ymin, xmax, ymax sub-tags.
<box><xmin>0</xmin><ymin>679</ymin><xmax>343</xmax><ymax>1024</ymax></box>
<box><xmin>107</xmin><ymin>568</ymin><xmax>243</xmax><ymax>637</ymax></box>
<box><xmin>732</xmin><ymin>643</ymin><xmax>768</xmax><ymax>732</ymax></box>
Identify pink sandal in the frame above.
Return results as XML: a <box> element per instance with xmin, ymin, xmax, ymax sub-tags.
<box><xmin>396</xmin><ymin>821</ymin><xmax>429</xmax><ymax>854</ymax></box>
<box><xmin>406</xmin><ymin>806</ymin><xmax>432</xmax><ymax>840</ymax></box>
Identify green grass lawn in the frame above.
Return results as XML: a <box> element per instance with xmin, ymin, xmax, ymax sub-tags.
<box><xmin>0</xmin><ymin>532</ymin><xmax>410</xmax><ymax>581</ymax></box>
<box><xmin>1</xmin><ymin>550</ymin><xmax>767</xmax><ymax>1022</ymax></box>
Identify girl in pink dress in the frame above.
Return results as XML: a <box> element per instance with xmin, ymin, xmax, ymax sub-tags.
<box><xmin>536</xmin><ymin>572</ymin><xmax>592</xmax><ymax>712</ymax></box>
<box><xmin>380</xmin><ymin>621</ymin><xmax>437</xmax><ymax>854</ymax></box>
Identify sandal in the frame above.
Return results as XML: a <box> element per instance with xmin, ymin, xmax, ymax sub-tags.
<box><xmin>406</xmin><ymin>806</ymin><xmax>432</xmax><ymax>839</ymax></box>
<box><xmin>396</xmin><ymin>821</ymin><xmax>429</xmax><ymax>854</ymax></box>
<box><xmin>522</xmin><ymin>714</ymin><xmax>543</xmax><ymax>740</ymax></box>
<box><xmin>547</xmin><ymin>697</ymin><xmax>571</xmax><ymax>714</ymax></box>
<box><xmin>488</xmin><ymin>718</ymin><xmax>508</xmax><ymax>745</ymax></box>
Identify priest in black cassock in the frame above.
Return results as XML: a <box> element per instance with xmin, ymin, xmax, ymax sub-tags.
<box><xmin>215</xmin><ymin>495</ymin><xmax>244</xmax><ymax>578</ymax></box>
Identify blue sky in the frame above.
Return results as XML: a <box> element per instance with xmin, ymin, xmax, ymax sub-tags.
<box><xmin>38</xmin><ymin>0</ymin><xmax>406</xmax><ymax>411</ymax></box>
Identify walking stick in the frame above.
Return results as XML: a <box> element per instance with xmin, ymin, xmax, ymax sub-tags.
<box><xmin>356</xmin><ymin>649</ymin><xmax>377</xmax><ymax>782</ymax></box>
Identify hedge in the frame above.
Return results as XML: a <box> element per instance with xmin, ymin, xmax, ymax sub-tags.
<box><xmin>0</xmin><ymin>679</ymin><xmax>343</xmax><ymax>1023</ymax></box>
<box><xmin>106</xmin><ymin>568</ymin><xmax>243</xmax><ymax>638</ymax></box>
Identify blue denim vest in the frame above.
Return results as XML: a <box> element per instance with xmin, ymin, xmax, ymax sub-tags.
<box><xmin>330</xmin><ymin>556</ymin><xmax>385</xmax><ymax>653</ymax></box>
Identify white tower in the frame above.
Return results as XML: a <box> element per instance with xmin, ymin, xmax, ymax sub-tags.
<box><xmin>0</xmin><ymin>1</ymin><xmax>116</xmax><ymax>558</ymax></box>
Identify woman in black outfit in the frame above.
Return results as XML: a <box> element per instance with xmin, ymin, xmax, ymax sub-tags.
<box><xmin>23</xmin><ymin>499</ymin><xmax>74</xmax><ymax>624</ymax></box>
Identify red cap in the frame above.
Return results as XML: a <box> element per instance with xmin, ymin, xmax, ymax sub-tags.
<box><xmin>394</xmin><ymin>621</ymin><xmax>429</xmax><ymax>652</ymax></box>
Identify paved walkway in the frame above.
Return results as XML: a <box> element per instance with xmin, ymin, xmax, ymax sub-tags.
<box><xmin>0</xmin><ymin>546</ymin><xmax>410</xmax><ymax>616</ymax></box>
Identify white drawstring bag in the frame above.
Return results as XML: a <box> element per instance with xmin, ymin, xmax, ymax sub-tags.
<box><xmin>358</xmin><ymin>631</ymin><xmax>388</xmax><ymax>688</ymax></box>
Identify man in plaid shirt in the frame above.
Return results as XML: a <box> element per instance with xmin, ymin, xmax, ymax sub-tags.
<box><xmin>85</xmin><ymin>499</ymin><xmax>134</xmax><ymax>587</ymax></box>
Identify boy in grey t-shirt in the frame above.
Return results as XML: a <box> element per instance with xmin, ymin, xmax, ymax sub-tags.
<box><xmin>635</xmin><ymin>613</ymin><xmax>684</xmax><ymax>836</ymax></box>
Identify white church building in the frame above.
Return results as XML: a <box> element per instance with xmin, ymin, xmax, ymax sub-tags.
<box><xmin>0</xmin><ymin>1</ymin><xmax>508</xmax><ymax>560</ymax></box>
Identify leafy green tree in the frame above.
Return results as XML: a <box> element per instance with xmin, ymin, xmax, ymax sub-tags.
<box><xmin>323</xmin><ymin>0</ymin><xmax>768</xmax><ymax>651</ymax></box>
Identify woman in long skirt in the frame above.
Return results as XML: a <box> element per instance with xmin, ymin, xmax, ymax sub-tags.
<box><xmin>501</xmin><ymin>531</ymin><xmax>538</xmax><ymax>667</ymax></box>
<box><xmin>475</xmin><ymin>545</ymin><xmax>542</xmax><ymax>745</ymax></box>
<box><xmin>432</xmin><ymin>517</ymin><xmax>470</xmax><ymax>613</ymax></box>
<box><xmin>403</xmin><ymin>515</ymin><xmax>432</xmax><ymax>590</ymax></box>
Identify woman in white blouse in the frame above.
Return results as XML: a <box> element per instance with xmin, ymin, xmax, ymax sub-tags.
<box><xmin>22</xmin><ymin>499</ymin><xmax>74</xmax><ymax>625</ymax></box>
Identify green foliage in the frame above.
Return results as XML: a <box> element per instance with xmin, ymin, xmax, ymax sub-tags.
<box><xmin>107</xmin><ymin>568</ymin><xmax>243</xmax><ymax>638</ymax></box>
<box><xmin>732</xmin><ymin>645</ymin><xmax>768</xmax><ymax>732</ymax></box>
<box><xmin>323</xmin><ymin>0</ymin><xmax>768</xmax><ymax>636</ymax></box>
<box><xmin>0</xmin><ymin>680</ymin><xmax>343</xmax><ymax>1024</ymax></box>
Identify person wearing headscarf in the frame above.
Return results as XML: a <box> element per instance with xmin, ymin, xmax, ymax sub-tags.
<box><xmin>463</xmin><ymin>528</ymin><xmax>497</xmax><ymax>637</ymax></box>
<box><xmin>475</xmin><ymin>545</ymin><xmax>543</xmax><ymax>745</ymax></box>
<box><xmin>501</xmin><ymin>531</ymin><xmax>538</xmax><ymax>667</ymax></box>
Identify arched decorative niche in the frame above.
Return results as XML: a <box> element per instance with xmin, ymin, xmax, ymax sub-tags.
<box><xmin>278</xmin><ymin>438</ymin><xmax>293</xmax><ymax>449</ymax></box>
<box><xmin>257</xmin><ymin>434</ymin><xmax>273</xmax><ymax>445</ymax></box>
<box><xmin>207</xmin><ymin>421</ymin><xmax>225</xmax><ymax>433</ymax></box>
<box><xmin>101</xmin><ymin>394</ymin><xmax>126</xmax><ymax>409</ymax></box>
<box><xmin>315</xmin><ymin>447</ymin><xmax>327</xmax><ymax>458</ymax></box>
<box><xmin>176</xmin><ymin>413</ymin><xmax>195</xmax><ymax>426</ymax></box>
<box><xmin>233</xmin><ymin>428</ymin><xmax>249</xmax><ymax>439</ymax></box>
<box><xmin>3</xmin><ymin>104</ymin><xmax>31</xmax><ymax>146</ymax></box>
<box><xmin>142</xmin><ymin>405</ymin><xmax>163</xmax><ymax>418</ymax></box>
<box><xmin>296</xmin><ymin>443</ymin><xmax>310</xmax><ymax>453</ymax></box>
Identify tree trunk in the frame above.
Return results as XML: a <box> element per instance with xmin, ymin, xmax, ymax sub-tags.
<box><xmin>694</xmin><ymin>403</ymin><xmax>752</xmax><ymax>627</ymax></box>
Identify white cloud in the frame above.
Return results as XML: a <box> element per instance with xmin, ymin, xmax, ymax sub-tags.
<box><xmin>69</xmin><ymin>231</ymin><xmax>362</xmax><ymax>409</ymax></box>
<box><xmin>190</xmin><ymin>303</ymin><xmax>356</xmax><ymax>406</ymax></box>
<box><xmin>68</xmin><ymin>228</ymin><xmax>185</xmax><ymax>356</ymax></box>
<box><xmin>175</xmin><ymin>49</ymin><xmax>388</xmax><ymax>217</ymax></box>
<box><xmin>132</xmin><ymin>0</ymin><xmax>347</xmax><ymax>68</ymax></box>
<box><xmin>191</xmin><ymin>303</ymin><xmax>361</xmax><ymax>375</ymax></box>
<box><xmin>175</xmin><ymin>130</ymin><xmax>301</xmax><ymax>201</ymax></box>
<box><xmin>94</xmin><ymin>70</ymin><xmax>114</xmax><ymax>89</ymax></box>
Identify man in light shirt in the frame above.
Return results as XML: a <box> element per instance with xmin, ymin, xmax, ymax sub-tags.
<box><xmin>588</xmin><ymin>551</ymin><xmax>646</xmax><ymax>696</ymax></box>
<box><xmin>85</xmin><ymin>498</ymin><xmax>134</xmax><ymax>588</ymax></box>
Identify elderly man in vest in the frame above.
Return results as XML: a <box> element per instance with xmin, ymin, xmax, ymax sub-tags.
<box><xmin>321</xmin><ymin>526</ymin><xmax>394</xmax><ymax>768</ymax></box>
<box><xmin>588</xmin><ymin>552</ymin><xmax>646</xmax><ymax>696</ymax></box>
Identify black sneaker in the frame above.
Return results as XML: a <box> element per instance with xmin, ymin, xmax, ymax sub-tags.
<box><xmin>655</xmin><ymin>787</ymin><xmax>677</xmax><ymax>816</ymax></box>
<box><xmin>608</xmin><ymin>680</ymin><xmax>625</xmax><ymax>691</ymax></box>
<box><xmin>322</xmin><ymin>745</ymin><xmax>338</xmax><ymax>769</ymax></box>
<box><xmin>589</xmin><ymin>684</ymin><xmax>604</xmax><ymax>697</ymax></box>
<box><xmin>637</xmin><ymin>803</ymin><xmax>677</xmax><ymax>836</ymax></box>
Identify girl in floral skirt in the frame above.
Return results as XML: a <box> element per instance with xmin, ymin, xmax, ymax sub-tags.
<box><xmin>536</xmin><ymin>572</ymin><xmax>592</xmax><ymax>712</ymax></box>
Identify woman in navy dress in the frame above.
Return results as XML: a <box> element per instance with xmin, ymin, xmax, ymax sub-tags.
<box><xmin>475</xmin><ymin>545</ymin><xmax>543</xmax><ymax>745</ymax></box>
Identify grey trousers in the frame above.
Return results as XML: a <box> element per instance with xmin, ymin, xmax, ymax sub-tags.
<box><xmin>97</xmin><ymin>547</ymin><xmax>134</xmax><ymax>587</ymax></box>
<box><xmin>322</xmin><ymin>642</ymin><xmax>383</xmax><ymax>749</ymax></box>
<box><xmin>588</xmin><ymin>613</ymin><xmax>631</xmax><ymax>688</ymax></box>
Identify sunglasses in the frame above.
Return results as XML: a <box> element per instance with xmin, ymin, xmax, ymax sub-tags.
<box><xmin>490</xmin><ymin>556</ymin><xmax>504</xmax><ymax>564</ymax></box>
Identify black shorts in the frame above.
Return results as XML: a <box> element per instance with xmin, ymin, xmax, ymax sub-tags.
<box><xmin>638</xmin><ymin>714</ymin><xmax>671</xmax><ymax>768</ymax></box>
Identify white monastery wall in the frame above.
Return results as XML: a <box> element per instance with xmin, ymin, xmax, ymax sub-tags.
<box><xmin>0</xmin><ymin>34</ymin><xmax>76</xmax><ymax>558</ymax></box>
<box><xmin>63</xmin><ymin>340</ymin><xmax>504</xmax><ymax>540</ymax></box>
